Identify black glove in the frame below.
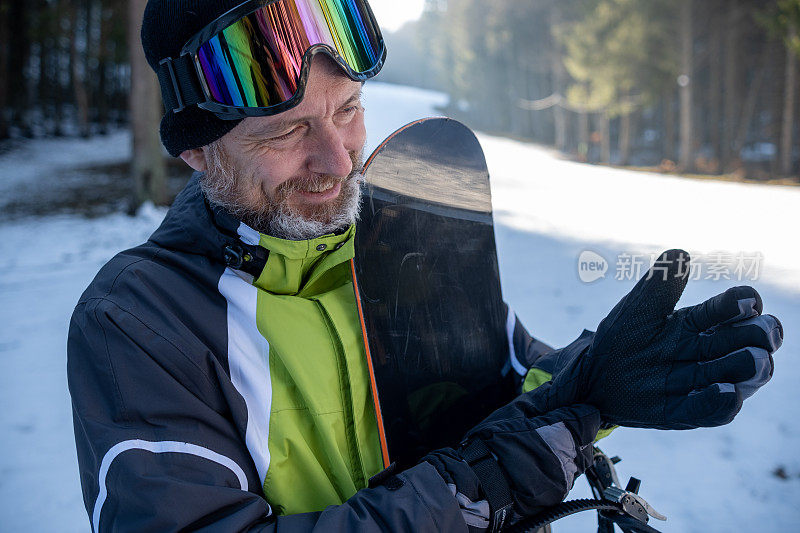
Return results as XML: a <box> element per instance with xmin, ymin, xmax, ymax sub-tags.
<box><xmin>545</xmin><ymin>249</ymin><xmax>783</xmax><ymax>429</ymax></box>
<box><xmin>424</xmin><ymin>398</ymin><xmax>600</xmax><ymax>531</ymax></box>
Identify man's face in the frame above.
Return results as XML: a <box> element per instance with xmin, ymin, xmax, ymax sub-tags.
<box><xmin>192</xmin><ymin>55</ymin><xmax>367</xmax><ymax>240</ymax></box>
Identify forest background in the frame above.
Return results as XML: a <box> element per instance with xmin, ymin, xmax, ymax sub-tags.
<box><xmin>0</xmin><ymin>0</ymin><xmax>798</xmax><ymax>206</ymax></box>
<box><xmin>1</xmin><ymin>3</ymin><xmax>799</xmax><ymax>530</ymax></box>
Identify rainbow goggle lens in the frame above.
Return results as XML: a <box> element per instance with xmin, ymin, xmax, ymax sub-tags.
<box><xmin>156</xmin><ymin>0</ymin><xmax>385</xmax><ymax>119</ymax></box>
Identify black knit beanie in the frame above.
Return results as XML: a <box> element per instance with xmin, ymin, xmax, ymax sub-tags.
<box><xmin>141</xmin><ymin>0</ymin><xmax>244</xmax><ymax>157</ymax></box>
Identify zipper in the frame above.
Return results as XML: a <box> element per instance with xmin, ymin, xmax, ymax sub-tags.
<box><xmin>314</xmin><ymin>300</ymin><xmax>368</xmax><ymax>489</ymax></box>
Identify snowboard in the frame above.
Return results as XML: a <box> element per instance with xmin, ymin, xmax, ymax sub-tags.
<box><xmin>353</xmin><ymin>118</ymin><xmax>515</xmax><ymax>469</ymax></box>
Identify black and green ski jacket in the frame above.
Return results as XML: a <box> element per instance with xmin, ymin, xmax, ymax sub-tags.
<box><xmin>68</xmin><ymin>173</ymin><xmax>561</xmax><ymax>532</ymax></box>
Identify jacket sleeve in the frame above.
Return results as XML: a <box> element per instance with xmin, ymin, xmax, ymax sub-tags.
<box><xmin>502</xmin><ymin>307</ymin><xmax>617</xmax><ymax>441</ymax></box>
<box><xmin>68</xmin><ymin>297</ymin><xmax>467</xmax><ymax>533</ymax></box>
<box><xmin>501</xmin><ymin>303</ymin><xmax>557</xmax><ymax>390</ymax></box>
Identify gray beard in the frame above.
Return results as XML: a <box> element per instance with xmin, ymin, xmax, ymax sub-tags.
<box><xmin>265</xmin><ymin>177</ymin><xmax>362</xmax><ymax>240</ymax></box>
<box><xmin>200</xmin><ymin>142</ymin><xmax>363</xmax><ymax>241</ymax></box>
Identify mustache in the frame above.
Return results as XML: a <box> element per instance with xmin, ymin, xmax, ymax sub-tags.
<box><xmin>277</xmin><ymin>175</ymin><xmax>342</xmax><ymax>195</ymax></box>
<box><xmin>275</xmin><ymin>151</ymin><xmax>365</xmax><ymax>196</ymax></box>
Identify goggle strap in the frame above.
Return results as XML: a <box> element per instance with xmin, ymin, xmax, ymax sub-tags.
<box><xmin>157</xmin><ymin>56</ymin><xmax>205</xmax><ymax>114</ymax></box>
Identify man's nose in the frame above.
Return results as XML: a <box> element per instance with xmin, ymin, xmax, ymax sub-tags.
<box><xmin>306</xmin><ymin>123</ymin><xmax>353</xmax><ymax>178</ymax></box>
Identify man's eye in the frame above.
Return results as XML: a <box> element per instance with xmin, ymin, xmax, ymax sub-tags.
<box><xmin>270</xmin><ymin>127</ymin><xmax>302</xmax><ymax>142</ymax></box>
<box><xmin>334</xmin><ymin>106</ymin><xmax>361</xmax><ymax>124</ymax></box>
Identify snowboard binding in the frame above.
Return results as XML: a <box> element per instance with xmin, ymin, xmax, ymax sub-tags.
<box><xmin>507</xmin><ymin>447</ymin><xmax>667</xmax><ymax>533</ymax></box>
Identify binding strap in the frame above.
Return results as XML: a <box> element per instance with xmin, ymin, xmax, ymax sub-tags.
<box><xmin>461</xmin><ymin>439</ymin><xmax>514</xmax><ymax>533</ymax></box>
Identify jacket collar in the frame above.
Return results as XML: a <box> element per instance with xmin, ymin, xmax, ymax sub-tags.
<box><xmin>148</xmin><ymin>172</ymin><xmax>238</xmax><ymax>257</ymax></box>
<box><xmin>149</xmin><ymin>172</ymin><xmax>355</xmax><ymax>295</ymax></box>
<box><xmin>252</xmin><ymin>226</ymin><xmax>355</xmax><ymax>295</ymax></box>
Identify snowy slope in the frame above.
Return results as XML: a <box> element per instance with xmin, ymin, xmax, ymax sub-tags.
<box><xmin>484</xmin><ymin>138</ymin><xmax>800</xmax><ymax>532</ymax></box>
<box><xmin>0</xmin><ymin>82</ymin><xmax>797</xmax><ymax>532</ymax></box>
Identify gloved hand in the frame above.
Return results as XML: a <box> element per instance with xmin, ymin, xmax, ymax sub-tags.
<box><xmin>545</xmin><ymin>249</ymin><xmax>783</xmax><ymax>429</ymax></box>
<box><xmin>424</xmin><ymin>398</ymin><xmax>600</xmax><ymax>531</ymax></box>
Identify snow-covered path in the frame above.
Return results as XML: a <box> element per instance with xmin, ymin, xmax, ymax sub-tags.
<box><xmin>0</xmin><ymin>82</ymin><xmax>797</xmax><ymax>531</ymax></box>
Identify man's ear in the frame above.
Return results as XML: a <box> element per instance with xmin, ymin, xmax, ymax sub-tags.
<box><xmin>180</xmin><ymin>148</ymin><xmax>207</xmax><ymax>172</ymax></box>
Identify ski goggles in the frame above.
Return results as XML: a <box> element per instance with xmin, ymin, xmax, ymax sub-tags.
<box><xmin>157</xmin><ymin>0</ymin><xmax>385</xmax><ymax>119</ymax></box>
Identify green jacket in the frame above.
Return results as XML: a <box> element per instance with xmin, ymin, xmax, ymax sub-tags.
<box><xmin>250</xmin><ymin>225</ymin><xmax>384</xmax><ymax>514</ymax></box>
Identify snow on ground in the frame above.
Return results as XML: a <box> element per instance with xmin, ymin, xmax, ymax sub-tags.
<box><xmin>485</xmin><ymin>139</ymin><xmax>800</xmax><ymax>532</ymax></box>
<box><xmin>0</xmin><ymin>82</ymin><xmax>797</xmax><ymax>532</ymax></box>
<box><xmin>0</xmin><ymin>130</ymin><xmax>132</xmax><ymax>201</ymax></box>
<box><xmin>0</xmin><ymin>207</ymin><xmax>167</xmax><ymax>531</ymax></box>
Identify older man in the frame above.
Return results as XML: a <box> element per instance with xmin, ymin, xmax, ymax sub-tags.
<box><xmin>68</xmin><ymin>1</ymin><xmax>783</xmax><ymax>531</ymax></box>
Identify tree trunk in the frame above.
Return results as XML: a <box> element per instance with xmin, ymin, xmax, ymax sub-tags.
<box><xmin>619</xmin><ymin>110</ymin><xmax>632</xmax><ymax>166</ymax></box>
<box><xmin>600</xmin><ymin>112</ymin><xmax>611</xmax><ymax>164</ymax></box>
<box><xmin>578</xmin><ymin>109</ymin><xmax>590</xmax><ymax>162</ymax></box>
<box><xmin>128</xmin><ymin>0</ymin><xmax>168</xmax><ymax>207</ymax></box>
<box><xmin>721</xmin><ymin>2</ymin><xmax>741</xmax><ymax>172</ymax></box>
<box><xmin>708</xmin><ymin>4</ymin><xmax>723</xmax><ymax>172</ymax></box>
<box><xmin>550</xmin><ymin>4</ymin><xmax>567</xmax><ymax>152</ymax></box>
<box><xmin>83</xmin><ymin>0</ymin><xmax>95</xmax><ymax>125</ymax></box>
<box><xmin>503</xmin><ymin>38</ymin><xmax>518</xmax><ymax>136</ymax></box>
<box><xmin>53</xmin><ymin>0</ymin><xmax>67</xmax><ymax>137</ymax></box>
<box><xmin>553</xmin><ymin>99</ymin><xmax>567</xmax><ymax>151</ymax></box>
<box><xmin>38</xmin><ymin>0</ymin><xmax>59</xmax><ymax>136</ymax></box>
<box><xmin>663</xmin><ymin>90</ymin><xmax>676</xmax><ymax>162</ymax></box>
<box><xmin>0</xmin><ymin>1</ymin><xmax>10</xmax><ymax>139</ymax></box>
<box><xmin>732</xmin><ymin>43</ymin><xmax>771</xmax><ymax>158</ymax></box>
<box><xmin>679</xmin><ymin>0</ymin><xmax>694</xmax><ymax>172</ymax></box>
<box><xmin>524</xmin><ymin>66</ymin><xmax>536</xmax><ymax>139</ymax></box>
<box><xmin>97</xmin><ymin>2</ymin><xmax>111</xmax><ymax>134</ymax></box>
<box><xmin>7</xmin><ymin>0</ymin><xmax>31</xmax><ymax>136</ymax></box>
<box><xmin>781</xmin><ymin>24</ymin><xmax>797</xmax><ymax>177</ymax></box>
<box><xmin>40</xmin><ymin>44</ymin><xmax>52</xmax><ymax>134</ymax></box>
<box><xmin>70</xmin><ymin>0</ymin><xmax>90</xmax><ymax>137</ymax></box>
